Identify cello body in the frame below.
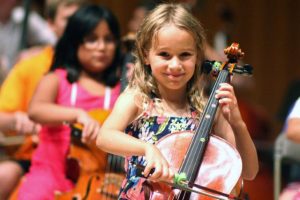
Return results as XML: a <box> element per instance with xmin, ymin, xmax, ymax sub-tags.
<box><xmin>143</xmin><ymin>131</ymin><xmax>242</xmax><ymax>200</ymax></box>
<box><xmin>55</xmin><ymin>109</ymin><xmax>125</xmax><ymax>200</ymax></box>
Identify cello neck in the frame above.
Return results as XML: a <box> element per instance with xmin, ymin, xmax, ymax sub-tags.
<box><xmin>178</xmin><ymin>69</ymin><xmax>230</xmax><ymax>184</ymax></box>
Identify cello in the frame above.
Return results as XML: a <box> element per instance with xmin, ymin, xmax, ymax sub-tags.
<box><xmin>54</xmin><ymin>109</ymin><xmax>125</xmax><ymax>200</ymax></box>
<box><xmin>134</xmin><ymin>43</ymin><xmax>253</xmax><ymax>199</ymax></box>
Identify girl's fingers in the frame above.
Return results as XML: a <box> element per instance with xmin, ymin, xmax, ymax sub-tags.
<box><xmin>34</xmin><ymin>124</ymin><xmax>42</xmax><ymax>134</ymax></box>
<box><xmin>92</xmin><ymin>124</ymin><xmax>100</xmax><ymax>141</ymax></box>
<box><xmin>90</xmin><ymin>121</ymin><xmax>101</xmax><ymax>141</ymax></box>
<box><xmin>149</xmin><ymin>163</ymin><xmax>162</xmax><ymax>180</ymax></box>
<box><xmin>19</xmin><ymin>123</ymin><xmax>26</xmax><ymax>135</ymax></box>
<box><xmin>216</xmin><ymin>84</ymin><xmax>235</xmax><ymax>97</ymax></box>
<box><xmin>219</xmin><ymin>83</ymin><xmax>233</xmax><ymax>90</ymax></box>
<box><xmin>215</xmin><ymin>90</ymin><xmax>233</xmax><ymax>99</ymax></box>
<box><xmin>81</xmin><ymin>123</ymin><xmax>88</xmax><ymax>143</ymax></box>
<box><xmin>20</xmin><ymin>120</ymin><xmax>34</xmax><ymax>135</ymax></box>
<box><xmin>81</xmin><ymin>118</ymin><xmax>100</xmax><ymax>143</ymax></box>
<box><xmin>143</xmin><ymin>161</ymin><xmax>155</xmax><ymax>177</ymax></box>
<box><xmin>82</xmin><ymin>123</ymin><xmax>93</xmax><ymax>143</ymax></box>
<box><xmin>145</xmin><ymin>160</ymin><xmax>171</xmax><ymax>181</ymax></box>
<box><xmin>161</xmin><ymin>163</ymin><xmax>170</xmax><ymax>180</ymax></box>
<box><xmin>222</xmin><ymin>105</ymin><xmax>231</xmax><ymax>114</ymax></box>
<box><xmin>219</xmin><ymin>98</ymin><xmax>233</xmax><ymax>105</ymax></box>
<box><xmin>14</xmin><ymin>116</ymin><xmax>23</xmax><ymax>133</ymax></box>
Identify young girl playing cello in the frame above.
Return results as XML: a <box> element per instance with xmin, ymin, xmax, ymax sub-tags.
<box><xmin>17</xmin><ymin>4</ymin><xmax>121</xmax><ymax>199</ymax></box>
<box><xmin>97</xmin><ymin>3</ymin><xmax>258</xmax><ymax>199</ymax></box>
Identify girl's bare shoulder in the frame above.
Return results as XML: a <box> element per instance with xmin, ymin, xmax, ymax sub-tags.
<box><xmin>118</xmin><ymin>88</ymin><xmax>144</xmax><ymax>107</ymax></box>
<box><xmin>112</xmin><ymin>88</ymin><xmax>144</xmax><ymax>116</ymax></box>
<box><xmin>103</xmin><ymin>88</ymin><xmax>144</xmax><ymax>129</ymax></box>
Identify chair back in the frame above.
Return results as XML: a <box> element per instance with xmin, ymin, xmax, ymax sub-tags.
<box><xmin>274</xmin><ymin>133</ymin><xmax>300</xmax><ymax>200</ymax></box>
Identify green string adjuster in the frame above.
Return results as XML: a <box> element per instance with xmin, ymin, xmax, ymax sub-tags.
<box><xmin>174</xmin><ymin>172</ymin><xmax>187</xmax><ymax>186</ymax></box>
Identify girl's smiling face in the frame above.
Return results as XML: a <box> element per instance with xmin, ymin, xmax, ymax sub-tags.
<box><xmin>145</xmin><ymin>24</ymin><xmax>197</xmax><ymax>93</ymax></box>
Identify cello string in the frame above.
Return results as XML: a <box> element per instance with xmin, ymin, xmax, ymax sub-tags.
<box><xmin>104</xmin><ymin>154</ymin><xmax>125</xmax><ymax>199</ymax></box>
<box><xmin>109</xmin><ymin>154</ymin><xmax>117</xmax><ymax>200</ymax></box>
<box><xmin>191</xmin><ymin>70</ymin><xmax>228</xmax><ymax>171</ymax></box>
<box><xmin>169</xmin><ymin>75</ymin><xmax>223</xmax><ymax>198</ymax></box>
<box><xmin>110</xmin><ymin>156</ymin><xmax>114</xmax><ymax>200</ymax></box>
<box><xmin>183</xmin><ymin>77</ymin><xmax>217</xmax><ymax>173</ymax></box>
<box><xmin>174</xmin><ymin>73</ymin><xmax>223</xmax><ymax>200</ymax></box>
<box><xmin>187</xmin><ymin>71</ymin><xmax>228</xmax><ymax>179</ymax></box>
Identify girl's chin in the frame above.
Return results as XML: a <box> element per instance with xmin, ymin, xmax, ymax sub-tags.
<box><xmin>86</xmin><ymin>64</ymin><xmax>108</xmax><ymax>72</ymax></box>
<box><xmin>83</xmin><ymin>67</ymin><xmax>106</xmax><ymax>75</ymax></box>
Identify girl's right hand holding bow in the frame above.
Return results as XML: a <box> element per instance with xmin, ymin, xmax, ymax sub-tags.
<box><xmin>143</xmin><ymin>143</ymin><xmax>174</xmax><ymax>182</ymax></box>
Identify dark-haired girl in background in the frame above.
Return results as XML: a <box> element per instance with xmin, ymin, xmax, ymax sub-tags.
<box><xmin>17</xmin><ymin>4</ymin><xmax>121</xmax><ymax>199</ymax></box>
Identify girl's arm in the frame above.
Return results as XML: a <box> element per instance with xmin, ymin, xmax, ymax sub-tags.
<box><xmin>97</xmin><ymin>90</ymin><xmax>147</xmax><ymax>156</ymax></box>
<box><xmin>29</xmin><ymin>72</ymin><xmax>100</xmax><ymax>142</ymax></box>
<box><xmin>97</xmin><ymin>90</ymin><xmax>173</xmax><ymax>180</ymax></box>
<box><xmin>0</xmin><ymin>112</ymin><xmax>40</xmax><ymax>134</ymax></box>
<box><xmin>214</xmin><ymin>83</ymin><xmax>259</xmax><ymax>180</ymax></box>
<box><xmin>28</xmin><ymin>72</ymin><xmax>84</xmax><ymax>125</ymax></box>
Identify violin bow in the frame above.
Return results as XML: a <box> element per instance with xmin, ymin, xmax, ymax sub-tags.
<box><xmin>132</xmin><ymin>162</ymin><xmax>245</xmax><ymax>200</ymax></box>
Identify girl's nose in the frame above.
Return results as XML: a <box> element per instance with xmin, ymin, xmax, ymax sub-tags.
<box><xmin>95</xmin><ymin>39</ymin><xmax>106</xmax><ymax>49</ymax></box>
<box><xmin>169</xmin><ymin>57</ymin><xmax>182</xmax><ymax>70</ymax></box>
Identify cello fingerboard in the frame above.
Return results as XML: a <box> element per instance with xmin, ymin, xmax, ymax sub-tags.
<box><xmin>178</xmin><ymin>70</ymin><xmax>230</xmax><ymax>184</ymax></box>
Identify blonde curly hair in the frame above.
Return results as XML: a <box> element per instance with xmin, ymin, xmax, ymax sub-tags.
<box><xmin>128</xmin><ymin>3</ymin><xmax>208</xmax><ymax>113</ymax></box>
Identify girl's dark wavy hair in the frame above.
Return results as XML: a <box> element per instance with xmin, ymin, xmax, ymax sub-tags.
<box><xmin>50</xmin><ymin>4</ymin><xmax>121</xmax><ymax>87</ymax></box>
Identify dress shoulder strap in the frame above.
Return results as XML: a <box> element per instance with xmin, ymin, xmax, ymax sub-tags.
<box><xmin>141</xmin><ymin>99</ymin><xmax>156</xmax><ymax>117</ymax></box>
<box><xmin>103</xmin><ymin>87</ymin><xmax>111</xmax><ymax>110</ymax></box>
